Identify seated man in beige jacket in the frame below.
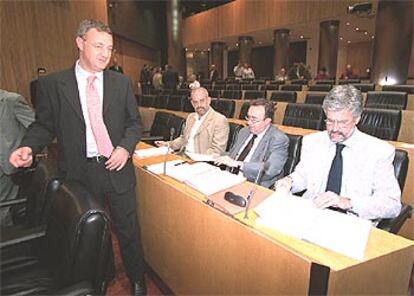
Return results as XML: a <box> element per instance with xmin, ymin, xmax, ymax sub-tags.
<box><xmin>155</xmin><ymin>87</ymin><xmax>229</xmax><ymax>156</ymax></box>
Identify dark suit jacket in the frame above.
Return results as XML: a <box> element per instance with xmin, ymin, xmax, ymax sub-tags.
<box><xmin>228</xmin><ymin>125</ymin><xmax>289</xmax><ymax>188</ymax></box>
<box><xmin>209</xmin><ymin>69</ymin><xmax>219</xmax><ymax>82</ymax></box>
<box><xmin>162</xmin><ymin>69</ymin><xmax>179</xmax><ymax>90</ymax></box>
<box><xmin>21</xmin><ymin>67</ymin><xmax>142</xmax><ymax>193</ymax></box>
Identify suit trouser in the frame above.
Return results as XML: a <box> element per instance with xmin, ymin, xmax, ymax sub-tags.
<box><xmin>0</xmin><ymin>168</ymin><xmax>19</xmax><ymax>226</ymax></box>
<box><xmin>81</xmin><ymin>160</ymin><xmax>145</xmax><ymax>281</ymax></box>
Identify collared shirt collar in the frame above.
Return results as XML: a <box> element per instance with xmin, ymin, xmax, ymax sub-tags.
<box><xmin>75</xmin><ymin>60</ymin><xmax>104</xmax><ymax>83</ymax></box>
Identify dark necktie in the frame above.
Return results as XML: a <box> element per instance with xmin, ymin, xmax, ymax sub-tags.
<box><xmin>230</xmin><ymin>135</ymin><xmax>257</xmax><ymax>174</ymax></box>
<box><xmin>326</xmin><ymin>143</ymin><xmax>346</xmax><ymax>213</ymax></box>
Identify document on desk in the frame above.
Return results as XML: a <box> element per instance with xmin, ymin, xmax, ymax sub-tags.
<box><xmin>145</xmin><ymin>160</ymin><xmax>185</xmax><ymax>175</ymax></box>
<box><xmin>255</xmin><ymin>193</ymin><xmax>372</xmax><ymax>260</ymax></box>
<box><xmin>185</xmin><ymin>152</ymin><xmax>215</xmax><ymax>162</ymax></box>
<box><xmin>134</xmin><ymin>147</ymin><xmax>172</xmax><ymax>159</ymax></box>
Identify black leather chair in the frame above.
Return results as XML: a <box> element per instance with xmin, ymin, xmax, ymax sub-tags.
<box><xmin>137</xmin><ymin>94</ymin><xmax>156</xmax><ymax>107</ymax></box>
<box><xmin>210</xmin><ymin>99</ymin><xmax>235</xmax><ymax>118</ymax></box>
<box><xmin>365</xmin><ymin>91</ymin><xmax>408</xmax><ymax>110</ymax></box>
<box><xmin>268</xmin><ymin>80</ymin><xmax>285</xmax><ymax>85</ymax></box>
<box><xmin>154</xmin><ymin>94</ymin><xmax>170</xmax><ymax>109</ymax></box>
<box><xmin>304</xmin><ymin>92</ymin><xmax>328</xmax><ymax>105</ymax></box>
<box><xmin>377</xmin><ymin>149</ymin><xmax>412</xmax><ymax>234</ymax></box>
<box><xmin>244</xmin><ymin>90</ymin><xmax>266</xmax><ymax>100</ymax></box>
<box><xmin>352</xmin><ymin>83</ymin><xmax>375</xmax><ymax>92</ymax></box>
<box><xmin>262</xmin><ymin>84</ymin><xmax>280</xmax><ymax>91</ymax></box>
<box><xmin>214</xmin><ymin>83</ymin><xmax>226</xmax><ymax>90</ymax></box>
<box><xmin>166</xmin><ymin>95</ymin><xmax>184</xmax><ymax>111</ymax></box>
<box><xmin>227</xmin><ymin>122</ymin><xmax>244</xmax><ymax>151</ymax></box>
<box><xmin>226</xmin><ymin>84</ymin><xmax>241</xmax><ymax>90</ymax></box>
<box><xmin>269</xmin><ymin>90</ymin><xmax>297</xmax><ymax>103</ymax></box>
<box><xmin>291</xmin><ymin>79</ymin><xmax>308</xmax><ymax>85</ymax></box>
<box><xmin>142</xmin><ymin>111</ymin><xmax>185</xmax><ymax>143</ymax></box>
<box><xmin>208</xmin><ymin>89</ymin><xmax>221</xmax><ymax>99</ymax></box>
<box><xmin>315</xmin><ymin>79</ymin><xmax>334</xmax><ymax>85</ymax></box>
<box><xmin>280</xmin><ymin>84</ymin><xmax>302</xmax><ymax>91</ymax></box>
<box><xmin>357</xmin><ymin>108</ymin><xmax>401</xmax><ymax>141</ymax></box>
<box><xmin>382</xmin><ymin>84</ymin><xmax>414</xmax><ymax>94</ymax></box>
<box><xmin>0</xmin><ymin>181</ymin><xmax>113</xmax><ymax>295</ymax></box>
<box><xmin>308</xmin><ymin>84</ymin><xmax>332</xmax><ymax>92</ymax></box>
<box><xmin>338</xmin><ymin>79</ymin><xmax>361</xmax><ymax>84</ymax></box>
<box><xmin>175</xmin><ymin>89</ymin><xmax>190</xmax><ymax>97</ymax></box>
<box><xmin>282</xmin><ymin>103</ymin><xmax>325</xmax><ymax>130</ymax></box>
<box><xmin>181</xmin><ymin>96</ymin><xmax>195</xmax><ymax>112</ymax></box>
<box><xmin>222</xmin><ymin>90</ymin><xmax>242</xmax><ymax>100</ymax></box>
<box><xmin>253</xmin><ymin>80</ymin><xmax>265</xmax><ymax>85</ymax></box>
<box><xmin>242</xmin><ymin>84</ymin><xmax>259</xmax><ymax>90</ymax></box>
<box><xmin>239</xmin><ymin>101</ymin><xmax>251</xmax><ymax>120</ymax></box>
<box><xmin>283</xmin><ymin>134</ymin><xmax>303</xmax><ymax>176</ymax></box>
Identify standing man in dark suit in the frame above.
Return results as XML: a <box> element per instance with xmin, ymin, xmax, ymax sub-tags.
<box><xmin>139</xmin><ymin>64</ymin><xmax>151</xmax><ymax>94</ymax></box>
<box><xmin>209</xmin><ymin>64</ymin><xmax>219</xmax><ymax>82</ymax></box>
<box><xmin>215</xmin><ymin>99</ymin><xmax>289</xmax><ymax>188</ymax></box>
<box><xmin>162</xmin><ymin>64</ymin><xmax>179</xmax><ymax>91</ymax></box>
<box><xmin>9</xmin><ymin>19</ymin><xmax>146</xmax><ymax>295</ymax></box>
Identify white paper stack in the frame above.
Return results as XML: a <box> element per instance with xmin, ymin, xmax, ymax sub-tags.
<box><xmin>254</xmin><ymin>193</ymin><xmax>372</xmax><ymax>260</ymax></box>
<box><xmin>134</xmin><ymin>147</ymin><xmax>171</xmax><ymax>159</ymax></box>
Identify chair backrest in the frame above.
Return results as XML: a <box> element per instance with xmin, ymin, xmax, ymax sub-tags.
<box><xmin>382</xmin><ymin>84</ymin><xmax>414</xmax><ymax>94</ymax></box>
<box><xmin>138</xmin><ymin>95</ymin><xmax>156</xmax><ymax>107</ymax></box>
<box><xmin>244</xmin><ymin>90</ymin><xmax>266</xmax><ymax>100</ymax></box>
<box><xmin>282</xmin><ymin>103</ymin><xmax>325</xmax><ymax>130</ymax></box>
<box><xmin>352</xmin><ymin>83</ymin><xmax>375</xmax><ymax>92</ymax></box>
<box><xmin>221</xmin><ymin>90</ymin><xmax>242</xmax><ymax>100</ymax></box>
<box><xmin>315</xmin><ymin>80</ymin><xmax>334</xmax><ymax>85</ymax></box>
<box><xmin>393</xmin><ymin>149</ymin><xmax>409</xmax><ymax>191</ymax></box>
<box><xmin>226</xmin><ymin>84</ymin><xmax>240</xmax><ymax>90</ymax></box>
<box><xmin>242</xmin><ymin>84</ymin><xmax>259</xmax><ymax>90</ymax></box>
<box><xmin>214</xmin><ymin>84</ymin><xmax>226</xmax><ymax>90</ymax></box>
<box><xmin>269</xmin><ymin>91</ymin><xmax>297</xmax><ymax>103</ymax></box>
<box><xmin>262</xmin><ymin>84</ymin><xmax>280</xmax><ymax>91</ymax></box>
<box><xmin>210</xmin><ymin>99</ymin><xmax>235</xmax><ymax>118</ymax></box>
<box><xmin>239</xmin><ymin>101</ymin><xmax>250</xmax><ymax>119</ymax></box>
<box><xmin>227</xmin><ymin>122</ymin><xmax>244</xmax><ymax>151</ymax></box>
<box><xmin>304</xmin><ymin>92</ymin><xmax>327</xmax><ymax>105</ymax></box>
<box><xmin>308</xmin><ymin>84</ymin><xmax>332</xmax><ymax>92</ymax></box>
<box><xmin>45</xmin><ymin>181</ymin><xmax>111</xmax><ymax>293</ymax></box>
<box><xmin>208</xmin><ymin>89</ymin><xmax>221</xmax><ymax>99</ymax></box>
<box><xmin>154</xmin><ymin>94</ymin><xmax>170</xmax><ymax>109</ymax></box>
<box><xmin>283</xmin><ymin>134</ymin><xmax>303</xmax><ymax>176</ymax></box>
<box><xmin>166</xmin><ymin>95</ymin><xmax>184</xmax><ymax>111</ymax></box>
<box><xmin>176</xmin><ymin>89</ymin><xmax>190</xmax><ymax>97</ymax></box>
<box><xmin>280</xmin><ymin>84</ymin><xmax>302</xmax><ymax>91</ymax></box>
<box><xmin>150</xmin><ymin>111</ymin><xmax>184</xmax><ymax>140</ymax></box>
<box><xmin>357</xmin><ymin>108</ymin><xmax>401</xmax><ymax>141</ymax></box>
<box><xmin>365</xmin><ymin>91</ymin><xmax>407</xmax><ymax>110</ymax></box>
<box><xmin>338</xmin><ymin>79</ymin><xmax>360</xmax><ymax>84</ymax></box>
<box><xmin>291</xmin><ymin>79</ymin><xmax>308</xmax><ymax>85</ymax></box>
<box><xmin>181</xmin><ymin>97</ymin><xmax>194</xmax><ymax>112</ymax></box>
<box><xmin>268</xmin><ymin>80</ymin><xmax>285</xmax><ymax>85</ymax></box>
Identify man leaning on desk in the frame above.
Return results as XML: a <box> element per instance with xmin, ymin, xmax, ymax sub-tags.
<box><xmin>215</xmin><ymin>99</ymin><xmax>289</xmax><ymax>188</ymax></box>
<box><xmin>155</xmin><ymin>87</ymin><xmax>229</xmax><ymax>156</ymax></box>
<box><xmin>276</xmin><ymin>85</ymin><xmax>401</xmax><ymax>222</ymax></box>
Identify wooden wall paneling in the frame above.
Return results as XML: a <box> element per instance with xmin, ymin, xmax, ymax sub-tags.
<box><xmin>346</xmin><ymin>41</ymin><xmax>373</xmax><ymax>78</ymax></box>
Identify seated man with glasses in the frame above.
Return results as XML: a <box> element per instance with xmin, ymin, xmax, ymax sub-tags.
<box><xmin>215</xmin><ymin>99</ymin><xmax>289</xmax><ymax>188</ymax></box>
<box><xmin>276</xmin><ymin>85</ymin><xmax>401</xmax><ymax>221</ymax></box>
<box><xmin>155</xmin><ymin>87</ymin><xmax>229</xmax><ymax>156</ymax></box>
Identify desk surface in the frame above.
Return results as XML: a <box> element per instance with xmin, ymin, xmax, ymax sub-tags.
<box><xmin>134</xmin><ymin>143</ymin><xmax>414</xmax><ymax>295</ymax></box>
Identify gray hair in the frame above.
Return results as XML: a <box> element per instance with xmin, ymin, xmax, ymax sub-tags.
<box><xmin>322</xmin><ymin>84</ymin><xmax>363</xmax><ymax>118</ymax></box>
<box><xmin>77</xmin><ymin>19</ymin><xmax>112</xmax><ymax>38</ymax></box>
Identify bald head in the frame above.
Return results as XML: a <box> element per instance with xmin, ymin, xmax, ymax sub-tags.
<box><xmin>191</xmin><ymin>87</ymin><xmax>211</xmax><ymax>117</ymax></box>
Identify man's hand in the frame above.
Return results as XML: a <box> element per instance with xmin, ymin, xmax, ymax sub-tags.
<box><xmin>274</xmin><ymin>175</ymin><xmax>293</xmax><ymax>192</ymax></box>
<box><xmin>105</xmin><ymin>147</ymin><xmax>129</xmax><ymax>171</ymax></box>
<box><xmin>155</xmin><ymin>141</ymin><xmax>168</xmax><ymax>147</ymax></box>
<box><xmin>214</xmin><ymin>156</ymin><xmax>241</xmax><ymax>168</ymax></box>
<box><xmin>313</xmin><ymin>191</ymin><xmax>352</xmax><ymax>210</ymax></box>
<box><xmin>9</xmin><ymin>147</ymin><xmax>33</xmax><ymax>168</ymax></box>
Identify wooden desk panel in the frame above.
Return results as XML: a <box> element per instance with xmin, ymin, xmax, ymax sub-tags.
<box><xmin>134</xmin><ymin>150</ymin><xmax>414</xmax><ymax>295</ymax></box>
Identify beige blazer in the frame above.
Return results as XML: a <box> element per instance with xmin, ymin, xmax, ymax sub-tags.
<box><xmin>169</xmin><ymin>108</ymin><xmax>229</xmax><ymax>155</ymax></box>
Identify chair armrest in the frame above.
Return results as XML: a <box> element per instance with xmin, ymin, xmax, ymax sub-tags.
<box><xmin>55</xmin><ymin>280</ymin><xmax>94</xmax><ymax>296</ymax></box>
<box><xmin>0</xmin><ymin>225</ymin><xmax>46</xmax><ymax>248</ymax></box>
<box><xmin>377</xmin><ymin>204</ymin><xmax>413</xmax><ymax>234</ymax></box>
<box><xmin>0</xmin><ymin>198</ymin><xmax>27</xmax><ymax>208</ymax></box>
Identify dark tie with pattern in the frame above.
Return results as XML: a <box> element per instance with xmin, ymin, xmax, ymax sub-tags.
<box><xmin>326</xmin><ymin>143</ymin><xmax>346</xmax><ymax>213</ymax></box>
<box><xmin>230</xmin><ymin>135</ymin><xmax>257</xmax><ymax>174</ymax></box>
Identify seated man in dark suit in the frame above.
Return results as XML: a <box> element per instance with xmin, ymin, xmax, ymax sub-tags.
<box><xmin>215</xmin><ymin>99</ymin><xmax>289</xmax><ymax>188</ymax></box>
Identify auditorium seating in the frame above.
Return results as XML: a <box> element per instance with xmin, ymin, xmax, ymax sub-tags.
<box><xmin>154</xmin><ymin>94</ymin><xmax>170</xmax><ymax>109</ymax></box>
<box><xmin>377</xmin><ymin>149</ymin><xmax>412</xmax><ymax>234</ymax></box>
<box><xmin>210</xmin><ymin>99</ymin><xmax>235</xmax><ymax>118</ymax></box>
<box><xmin>244</xmin><ymin>90</ymin><xmax>266</xmax><ymax>100</ymax></box>
<box><xmin>382</xmin><ymin>84</ymin><xmax>414</xmax><ymax>94</ymax></box>
<box><xmin>338</xmin><ymin>79</ymin><xmax>361</xmax><ymax>84</ymax></box>
<box><xmin>283</xmin><ymin>134</ymin><xmax>303</xmax><ymax>176</ymax></box>
<box><xmin>0</xmin><ymin>181</ymin><xmax>113</xmax><ymax>295</ymax></box>
<box><xmin>176</xmin><ymin>89</ymin><xmax>190</xmax><ymax>97</ymax></box>
<box><xmin>239</xmin><ymin>101</ymin><xmax>250</xmax><ymax>119</ymax></box>
<box><xmin>137</xmin><ymin>94</ymin><xmax>156</xmax><ymax>107</ymax></box>
<box><xmin>242</xmin><ymin>84</ymin><xmax>259</xmax><ymax>90</ymax></box>
<box><xmin>280</xmin><ymin>84</ymin><xmax>302</xmax><ymax>91</ymax></box>
<box><xmin>308</xmin><ymin>84</ymin><xmax>332</xmax><ymax>92</ymax></box>
<box><xmin>315</xmin><ymin>79</ymin><xmax>335</xmax><ymax>85</ymax></box>
<box><xmin>268</xmin><ymin>80</ymin><xmax>285</xmax><ymax>85</ymax></box>
<box><xmin>182</xmin><ymin>97</ymin><xmax>194</xmax><ymax>112</ymax></box>
<box><xmin>290</xmin><ymin>79</ymin><xmax>308</xmax><ymax>85</ymax></box>
<box><xmin>352</xmin><ymin>83</ymin><xmax>375</xmax><ymax>92</ymax></box>
<box><xmin>227</xmin><ymin>122</ymin><xmax>244</xmax><ymax>151</ymax></box>
<box><xmin>222</xmin><ymin>90</ymin><xmax>242</xmax><ymax>100</ymax></box>
<box><xmin>208</xmin><ymin>89</ymin><xmax>221</xmax><ymax>98</ymax></box>
<box><xmin>262</xmin><ymin>84</ymin><xmax>280</xmax><ymax>91</ymax></box>
<box><xmin>226</xmin><ymin>84</ymin><xmax>241</xmax><ymax>90</ymax></box>
<box><xmin>365</xmin><ymin>91</ymin><xmax>407</xmax><ymax>110</ymax></box>
<box><xmin>166</xmin><ymin>95</ymin><xmax>184</xmax><ymax>111</ymax></box>
<box><xmin>304</xmin><ymin>92</ymin><xmax>327</xmax><ymax>105</ymax></box>
<box><xmin>282</xmin><ymin>103</ymin><xmax>325</xmax><ymax>130</ymax></box>
<box><xmin>143</xmin><ymin>111</ymin><xmax>185</xmax><ymax>143</ymax></box>
<box><xmin>214</xmin><ymin>84</ymin><xmax>226</xmax><ymax>90</ymax></box>
<box><xmin>269</xmin><ymin>90</ymin><xmax>297</xmax><ymax>103</ymax></box>
<box><xmin>357</xmin><ymin>108</ymin><xmax>401</xmax><ymax>141</ymax></box>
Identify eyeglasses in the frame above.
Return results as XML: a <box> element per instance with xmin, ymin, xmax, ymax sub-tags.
<box><xmin>82</xmin><ymin>37</ymin><xmax>113</xmax><ymax>53</ymax></box>
<box><xmin>245</xmin><ymin>116</ymin><xmax>264</xmax><ymax>124</ymax></box>
<box><xmin>324</xmin><ymin>119</ymin><xmax>352</xmax><ymax>129</ymax></box>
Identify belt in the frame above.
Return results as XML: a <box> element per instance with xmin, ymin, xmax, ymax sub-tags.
<box><xmin>86</xmin><ymin>156</ymin><xmax>107</xmax><ymax>163</ymax></box>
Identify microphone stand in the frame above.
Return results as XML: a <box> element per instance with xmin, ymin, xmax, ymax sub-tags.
<box><xmin>244</xmin><ymin>162</ymin><xmax>267</xmax><ymax>219</ymax></box>
<box><xmin>163</xmin><ymin>127</ymin><xmax>175</xmax><ymax>175</ymax></box>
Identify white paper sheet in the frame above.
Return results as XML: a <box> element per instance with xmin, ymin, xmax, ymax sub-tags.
<box><xmin>134</xmin><ymin>147</ymin><xmax>171</xmax><ymax>159</ymax></box>
<box><xmin>185</xmin><ymin>152</ymin><xmax>215</xmax><ymax>162</ymax></box>
<box><xmin>255</xmin><ymin>193</ymin><xmax>372</xmax><ymax>260</ymax></box>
